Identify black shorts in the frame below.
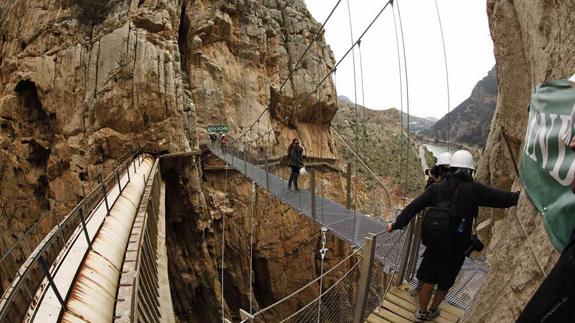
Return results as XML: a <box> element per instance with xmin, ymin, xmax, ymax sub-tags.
<box><xmin>291</xmin><ymin>165</ymin><xmax>301</xmax><ymax>174</ymax></box>
<box><xmin>416</xmin><ymin>250</ymin><xmax>465</xmax><ymax>291</ymax></box>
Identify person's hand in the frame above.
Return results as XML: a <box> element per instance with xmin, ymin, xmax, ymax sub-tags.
<box><xmin>570</xmin><ymin>136</ymin><xmax>575</xmax><ymax>150</ymax></box>
<box><xmin>386</xmin><ymin>223</ymin><xmax>393</xmax><ymax>232</ymax></box>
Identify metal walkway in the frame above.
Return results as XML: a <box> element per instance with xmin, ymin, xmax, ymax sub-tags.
<box><xmin>0</xmin><ymin>152</ymin><xmax>173</xmax><ymax>323</ymax></box>
<box><xmin>209</xmin><ymin>145</ymin><xmax>489</xmax><ymax>311</ymax></box>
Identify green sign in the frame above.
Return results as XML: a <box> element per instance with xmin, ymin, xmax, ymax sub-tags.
<box><xmin>207</xmin><ymin>125</ymin><xmax>229</xmax><ymax>133</ymax></box>
<box><xmin>520</xmin><ymin>79</ymin><xmax>575</xmax><ymax>251</ymax></box>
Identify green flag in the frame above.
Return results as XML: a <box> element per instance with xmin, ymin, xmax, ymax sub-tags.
<box><xmin>520</xmin><ymin>79</ymin><xmax>575</xmax><ymax>251</ymax></box>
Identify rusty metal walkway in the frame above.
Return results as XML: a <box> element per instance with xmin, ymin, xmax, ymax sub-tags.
<box><xmin>209</xmin><ymin>145</ymin><xmax>489</xmax><ymax>311</ymax></box>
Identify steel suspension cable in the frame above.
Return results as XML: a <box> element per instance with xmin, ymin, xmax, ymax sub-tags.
<box><xmin>249</xmin><ymin>182</ymin><xmax>255</xmax><ymax>314</ymax></box>
<box><xmin>358</xmin><ymin>42</ymin><xmax>367</xmax><ymax>146</ymax></box>
<box><xmin>392</xmin><ymin>1</ymin><xmax>405</xmax><ymax>209</ymax></box>
<box><xmin>221</xmin><ymin>153</ymin><xmax>229</xmax><ymax>322</ymax></box>
<box><xmin>316</xmin><ymin>228</ymin><xmax>328</xmax><ymax>322</ymax></box>
<box><xmin>315</xmin><ymin>37</ymin><xmax>327</xmax><ymax>225</ymax></box>
<box><xmin>434</xmin><ymin>0</ymin><xmax>452</xmax><ymax>151</ymax></box>
<box><xmin>345</xmin><ymin>0</ymin><xmax>360</xmax><ymax>244</ymax></box>
<box><xmin>395</xmin><ymin>0</ymin><xmax>411</xmax><ymax>206</ymax></box>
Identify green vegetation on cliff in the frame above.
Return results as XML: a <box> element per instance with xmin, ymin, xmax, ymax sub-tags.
<box><xmin>333</xmin><ymin>100</ymin><xmax>425</xmax><ymax>199</ymax></box>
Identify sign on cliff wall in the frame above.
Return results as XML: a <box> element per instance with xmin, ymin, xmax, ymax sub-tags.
<box><xmin>520</xmin><ymin>79</ymin><xmax>575</xmax><ymax>252</ymax></box>
<box><xmin>207</xmin><ymin>125</ymin><xmax>229</xmax><ymax>133</ymax></box>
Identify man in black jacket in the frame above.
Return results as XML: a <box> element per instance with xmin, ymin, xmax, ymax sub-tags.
<box><xmin>387</xmin><ymin>150</ymin><xmax>520</xmax><ymax>322</ymax></box>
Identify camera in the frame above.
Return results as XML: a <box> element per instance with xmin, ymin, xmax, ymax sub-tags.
<box><xmin>465</xmin><ymin>234</ymin><xmax>484</xmax><ymax>256</ymax></box>
<box><xmin>425</xmin><ymin>166</ymin><xmax>440</xmax><ymax>179</ymax></box>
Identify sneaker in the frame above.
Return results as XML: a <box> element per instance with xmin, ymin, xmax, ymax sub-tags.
<box><xmin>415</xmin><ymin>310</ymin><xmax>428</xmax><ymax>323</ymax></box>
<box><xmin>427</xmin><ymin>308</ymin><xmax>440</xmax><ymax>320</ymax></box>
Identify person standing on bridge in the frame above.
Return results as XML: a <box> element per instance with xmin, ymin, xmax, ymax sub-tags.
<box><xmin>287</xmin><ymin>138</ymin><xmax>304</xmax><ymax>191</ymax></box>
<box><xmin>386</xmin><ymin>150</ymin><xmax>520</xmax><ymax>322</ymax></box>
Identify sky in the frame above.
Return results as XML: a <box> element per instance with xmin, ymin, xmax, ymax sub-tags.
<box><xmin>304</xmin><ymin>0</ymin><xmax>495</xmax><ymax>119</ymax></box>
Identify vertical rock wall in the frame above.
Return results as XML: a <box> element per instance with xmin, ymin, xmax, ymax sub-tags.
<box><xmin>467</xmin><ymin>1</ymin><xmax>575</xmax><ymax>321</ymax></box>
<box><xmin>0</xmin><ymin>0</ymin><xmax>193</xmax><ymax>292</ymax></box>
<box><xmin>164</xmin><ymin>162</ymin><xmax>354</xmax><ymax>322</ymax></box>
<box><xmin>179</xmin><ymin>0</ymin><xmax>338</xmax><ymax>158</ymax></box>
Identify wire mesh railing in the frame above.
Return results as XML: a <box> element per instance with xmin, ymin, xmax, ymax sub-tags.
<box><xmin>0</xmin><ymin>147</ymin><xmax>143</xmax><ymax>322</ymax></box>
<box><xmin>280</xmin><ymin>260</ymin><xmax>361</xmax><ymax>323</ymax></box>
<box><xmin>238</xmin><ymin>242</ymin><xmax>366</xmax><ymax>323</ymax></box>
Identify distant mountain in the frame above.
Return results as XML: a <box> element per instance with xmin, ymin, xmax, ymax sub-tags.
<box><xmin>333</xmin><ymin>99</ymin><xmax>425</xmax><ymax>199</ymax></box>
<box><xmin>420</xmin><ymin>66</ymin><xmax>497</xmax><ymax>147</ymax></box>
<box><xmin>401</xmin><ymin>112</ymin><xmax>436</xmax><ymax>133</ymax></box>
<box><xmin>337</xmin><ymin>95</ymin><xmax>352</xmax><ymax>104</ymax></box>
<box><xmin>336</xmin><ymin>95</ymin><xmax>435</xmax><ymax>133</ymax></box>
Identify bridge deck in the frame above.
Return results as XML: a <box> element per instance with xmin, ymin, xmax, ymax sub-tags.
<box><xmin>366</xmin><ymin>285</ymin><xmax>464</xmax><ymax>323</ymax></box>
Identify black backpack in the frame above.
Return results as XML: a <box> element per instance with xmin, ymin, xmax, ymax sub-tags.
<box><xmin>421</xmin><ymin>183</ymin><xmax>464</xmax><ymax>253</ymax></box>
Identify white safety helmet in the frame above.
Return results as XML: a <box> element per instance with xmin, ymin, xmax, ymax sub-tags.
<box><xmin>450</xmin><ymin>150</ymin><xmax>475</xmax><ymax>170</ymax></box>
<box><xmin>436</xmin><ymin>152</ymin><xmax>452</xmax><ymax>167</ymax></box>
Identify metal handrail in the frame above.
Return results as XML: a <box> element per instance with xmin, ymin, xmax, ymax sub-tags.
<box><xmin>0</xmin><ymin>147</ymin><xmax>141</xmax><ymax>265</ymax></box>
<box><xmin>0</xmin><ymin>147</ymin><xmax>142</xmax><ymax>322</ymax></box>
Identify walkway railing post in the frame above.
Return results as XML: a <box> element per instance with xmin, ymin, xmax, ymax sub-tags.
<box><xmin>99</xmin><ymin>174</ymin><xmax>110</xmax><ymax>216</ymax></box>
<box><xmin>38</xmin><ymin>255</ymin><xmax>66</xmax><ymax>309</ymax></box>
<box><xmin>115</xmin><ymin>169</ymin><xmax>122</xmax><ymax>193</ymax></box>
<box><xmin>265</xmin><ymin>155</ymin><xmax>270</xmax><ymax>190</ymax></box>
<box><xmin>346</xmin><ymin>162</ymin><xmax>352</xmax><ymax>209</ymax></box>
<box><xmin>79</xmin><ymin>208</ymin><xmax>91</xmax><ymax>247</ymax></box>
<box><xmin>311</xmin><ymin>170</ymin><xmax>317</xmax><ymax>220</ymax></box>
<box><xmin>407</xmin><ymin>214</ymin><xmax>422</xmax><ymax>280</ymax></box>
<box><xmin>396</xmin><ymin>220</ymin><xmax>415</xmax><ymax>286</ymax></box>
<box><xmin>244</xmin><ymin>150</ymin><xmax>248</xmax><ymax>173</ymax></box>
<box><xmin>353</xmin><ymin>234</ymin><xmax>377</xmax><ymax>323</ymax></box>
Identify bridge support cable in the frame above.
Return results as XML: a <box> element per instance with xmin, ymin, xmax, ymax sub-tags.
<box><xmin>249</xmin><ymin>182</ymin><xmax>256</xmax><ymax>315</ymax></box>
<box><xmin>221</xmin><ymin>155</ymin><xmax>230</xmax><ymax>323</ymax></box>
<box><xmin>316</xmin><ymin>227</ymin><xmax>329</xmax><ymax>322</ymax></box>
<box><xmin>345</xmin><ymin>0</ymin><xmax>362</xmax><ymax>244</ymax></box>
<box><xmin>394</xmin><ymin>0</ymin><xmax>411</xmax><ymax>206</ymax></box>
<box><xmin>392</xmin><ymin>0</ymin><xmax>405</xmax><ymax>209</ymax></box>
<box><xmin>434</xmin><ymin>0</ymin><xmax>452</xmax><ymax>151</ymax></box>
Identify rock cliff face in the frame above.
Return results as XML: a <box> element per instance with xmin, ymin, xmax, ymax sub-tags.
<box><xmin>0</xmin><ymin>0</ymin><xmax>344</xmax><ymax>320</ymax></box>
<box><xmin>421</xmin><ymin>67</ymin><xmax>497</xmax><ymax>147</ymax></box>
<box><xmin>164</xmin><ymin>160</ymin><xmax>354</xmax><ymax>322</ymax></box>
<box><xmin>0</xmin><ymin>1</ymin><xmax>191</xmax><ymax>289</ymax></box>
<box><xmin>466</xmin><ymin>1</ymin><xmax>575</xmax><ymax>322</ymax></box>
<box><xmin>179</xmin><ymin>0</ymin><xmax>337</xmax><ymax>158</ymax></box>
